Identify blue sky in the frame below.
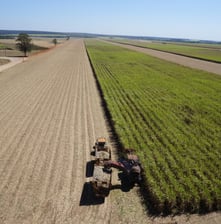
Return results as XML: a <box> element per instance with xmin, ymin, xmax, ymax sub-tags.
<box><xmin>1</xmin><ymin>0</ymin><xmax>221</xmax><ymax>41</ymax></box>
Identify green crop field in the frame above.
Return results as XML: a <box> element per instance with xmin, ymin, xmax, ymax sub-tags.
<box><xmin>85</xmin><ymin>40</ymin><xmax>221</xmax><ymax>213</ymax></box>
<box><xmin>111</xmin><ymin>39</ymin><xmax>221</xmax><ymax>63</ymax></box>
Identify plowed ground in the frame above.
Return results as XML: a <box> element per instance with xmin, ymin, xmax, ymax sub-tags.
<box><xmin>0</xmin><ymin>39</ymin><xmax>112</xmax><ymax>223</ymax></box>
<box><xmin>0</xmin><ymin>39</ymin><xmax>220</xmax><ymax>224</ymax></box>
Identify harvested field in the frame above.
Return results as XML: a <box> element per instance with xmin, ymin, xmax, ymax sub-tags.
<box><xmin>0</xmin><ymin>57</ymin><xmax>25</xmax><ymax>73</ymax></box>
<box><xmin>0</xmin><ymin>39</ymin><xmax>26</xmax><ymax>57</ymax></box>
<box><xmin>0</xmin><ymin>38</ymin><xmax>62</xmax><ymax>57</ymax></box>
<box><xmin>0</xmin><ymin>39</ymin><xmax>220</xmax><ymax>224</ymax></box>
<box><xmin>0</xmin><ymin>58</ymin><xmax>9</xmax><ymax>66</ymax></box>
<box><xmin>0</xmin><ymin>39</ymin><xmax>112</xmax><ymax>223</ymax></box>
<box><xmin>31</xmin><ymin>38</ymin><xmax>59</xmax><ymax>48</ymax></box>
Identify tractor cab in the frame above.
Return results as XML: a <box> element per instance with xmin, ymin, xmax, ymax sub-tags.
<box><xmin>96</xmin><ymin>137</ymin><xmax>106</xmax><ymax>150</ymax></box>
<box><xmin>93</xmin><ymin>137</ymin><xmax>111</xmax><ymax>163</ymax></box>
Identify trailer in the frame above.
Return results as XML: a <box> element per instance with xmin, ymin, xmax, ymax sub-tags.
<box><xmin>91</xmin><ymin>164</ymin><xmax>112</xmax><ymax>197</ymax></box>
<box><xmin>93</xmin><ymin>137</ymin><xmax>111</xmax><ymax>162</ymax></box>
<box><xmin>91</xmin><ymin>137</ymin><xmax>112</xmax><ymax>197</ymax></box>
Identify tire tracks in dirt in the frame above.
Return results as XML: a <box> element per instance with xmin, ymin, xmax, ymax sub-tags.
<box><xmin>0</xmin><ymin>39</ymin><xmax>112</xmax><ymax>224</ymax></box>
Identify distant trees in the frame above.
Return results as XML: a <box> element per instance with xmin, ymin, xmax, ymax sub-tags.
<box><xmin>16</xmin><ymin>33</ymin><xmax>32</xmax><ymax>57</ymax></box>
<box><xmin>52</xmin><ymin>38</ymin><xmax>57</xmax><ymax>46</ymax></box>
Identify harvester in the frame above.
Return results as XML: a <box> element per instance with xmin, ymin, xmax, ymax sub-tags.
<box><xmin>104</xmin><ymin>149</ymin><xmax>142</xmax><ymax>185</ymax></box>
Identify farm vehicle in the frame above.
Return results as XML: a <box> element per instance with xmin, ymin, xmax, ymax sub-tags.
<box><xmin>91</xmin><ymin>137</ymin><xmax>143</xmax><ymax>198</ymax></box>
<box><xmin>91</xmin><ymin>137</ymin><xmax>112</xmax><ymax>197</ymax></box>
<box><xmin>104</xmin><ymin>149</ymin><xmax>142</xmax><ymax>185</ymax></box>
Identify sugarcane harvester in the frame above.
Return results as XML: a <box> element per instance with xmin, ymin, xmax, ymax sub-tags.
<box><xmin>91</xmin><ymin>137</ymin><xmax>143</xmax><ymax>198</ymax></box>
<box><xmin>104</xmin><ymin>150</ymin><xmax>142</xmax><ymax>184</ymax></box>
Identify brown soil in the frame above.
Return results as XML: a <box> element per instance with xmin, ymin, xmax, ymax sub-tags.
<box><xmin>107</xmin><ymin>41</ymin><xmax>221</xmax><ymax>75</ymax></box>
<box><xmin>32</xmin><ymin>38</ymin><xmax>66</xmax><ymax>48</ymax></box>
<box><xmin>0</xmin><ymin>57</ymin><xmax>26</xmax><ymax>73</ymax></box>
<box><xmin>0</xmin><ymin>59</ymin><xmax>10</xmax><ymax>66</ymax></box>
<box><xmin>0</xmin><ymin>39</ymin><xmax>220</xmax><ymax>224</ymax></box>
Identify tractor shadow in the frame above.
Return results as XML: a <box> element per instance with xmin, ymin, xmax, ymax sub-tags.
<box><xmin>80</xmin><ymin>161</ymin><xmax>104</xmax><ymax>206</ymax></box>
<box><xmin>111</xmin><ymin>172</ymin><xmax>136</xmax><ymax>192</ymax></box>
<box><xmin>79</xmin><ymin>172</ymin><xmax>135</xmax><ymax>206</ymax></box>
<box><xmin>85</xmin><ymin>160</ymin><xmax>94</xmax><ymax>178</ymax></box>
<box><xmin>79</xmin><ymin>182</ymin><xmax>104</xmax><ymax>206</ymax></box>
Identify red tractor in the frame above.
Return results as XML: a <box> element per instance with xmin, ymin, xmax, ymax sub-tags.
<box><xmin>104</xmin><ymin>149</ymin><xmax>142</xmax><ymax>185</ymax></box>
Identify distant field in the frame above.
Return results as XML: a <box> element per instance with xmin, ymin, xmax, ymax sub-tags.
<box><xmin>0</xmin><ymin>33</ymin><xmax>68</xmax><ymax>39</ymax></box>
<box><xmin>85</xmin><ymin>40</ymin><xmax>221</xmax><ymax>213</ymax></box>
<box><xmin>110</xmin><ymin>39</ymin><xmax>221</xmax><ymax>63</ymax></box>
<box><xmin>0</xmin><ymin>38</ymin><xmax>61</xmax><ymax>57</ymax></box>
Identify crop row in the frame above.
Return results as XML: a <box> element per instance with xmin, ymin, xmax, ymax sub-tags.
<box><xmin>85</xmin><ymin>40</ymin><xmax>221</xmax><ymax>213</ymax></box>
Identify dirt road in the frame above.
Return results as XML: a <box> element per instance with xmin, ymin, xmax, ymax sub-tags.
<box><xmin>107</xmin><ymin>41</ymin><xmax>221</xmax><ymax>75</ymax></box>
<box><xmin>0</xmin><ymin>39</ymin><xmax>220</xmax><ymax>224</ymax></box>
<box><xmin>0</xmin><ymin>57</ymin><xmax>26</xmax><ymax>72</ymax></box>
